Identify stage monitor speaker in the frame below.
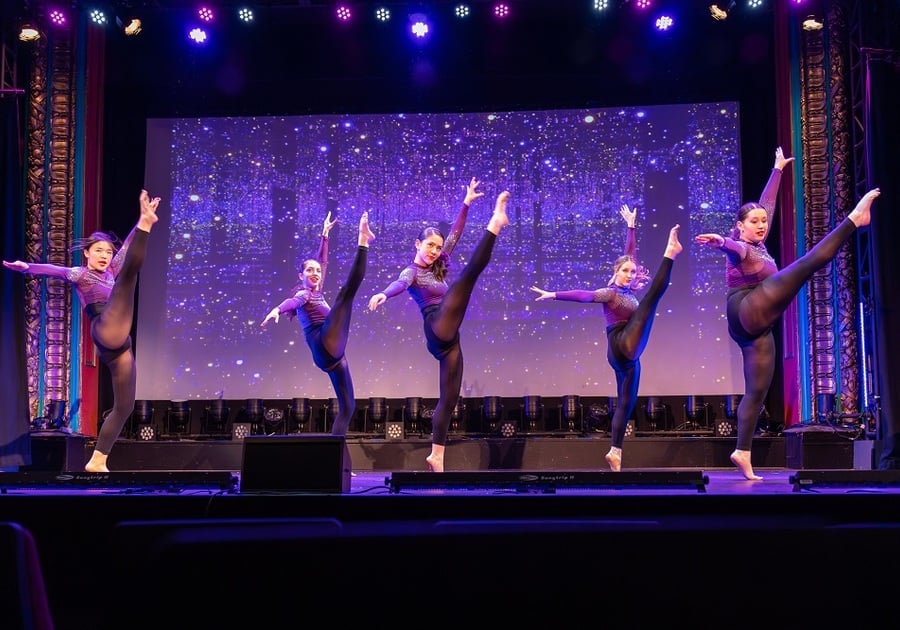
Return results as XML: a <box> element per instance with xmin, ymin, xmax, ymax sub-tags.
<box><xmin>240</xmin><ymin>434</ymin><xmax>351</xmax><ymax>494</ymax></box>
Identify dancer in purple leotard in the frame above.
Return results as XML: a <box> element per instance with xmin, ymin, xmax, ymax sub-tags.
<box><xmin>4</xmin><ymin>190</ymin><xmax>160</xmax><ymax>473</ymax></box>
<box><xmin>261</xmin><ymin>211</ymin><xmax>375</xmax><ymax>436</ymax></box>
<box><xmin>368</xmin><ymin>178</ymin><xmax>510</xmax><ymax>472</ymax></box>
<box><xmin>696</xmin><ymin>146</ymin><xmax>880</xmax><ymax>479</ymax></box>
<box><xmin>531</xmin><ymin>205</ymin><xmax>682</xmax><ymax>472</ymax></box>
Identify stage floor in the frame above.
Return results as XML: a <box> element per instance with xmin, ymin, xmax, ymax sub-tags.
<box><xmin>4</xmin><ymin>467</ymin><xmax>900</xmax><ymax>630</ymax></box>
<box><xmin>4</xmin><ymin>428</ymin><xmax>897</xmax><ymax>630</ymax></box>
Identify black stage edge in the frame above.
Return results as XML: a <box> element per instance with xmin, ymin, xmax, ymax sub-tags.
<box><xmin>387</xmin><ymin>469</ymin><xmax>709</xmax><ymax>493</ymax></box>
<box><xmin>0</xmin><ymin>471</ymin><xmax>238</xmax><ymax>491</ymax></box>
<box><xmin>789</xmin><ymin>469</ymin><xmax>900</xmax><ymax>492</ymax></box>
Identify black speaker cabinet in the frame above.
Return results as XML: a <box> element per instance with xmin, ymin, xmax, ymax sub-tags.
<box><xmin>240</xmin><ymin>434</ymin><xmax>351</xmax><ymax>493</ymax></box>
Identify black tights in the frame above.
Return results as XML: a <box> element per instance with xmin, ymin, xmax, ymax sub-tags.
<box><xmin>307</xmin><ymin>246</ymin><xmax>368</xmax><ymax>436</ymax></box>
<box><xmin>425</xmin><ymin>230</ymin><xmax>497</xmax><ymax>446</ymax></box>
<box><xmin>93</xmin><ymin>228</ymin><xmax>148</xmax><ymax>455</ymax></box>
<box><xmin>729</xmin><ymin>218</ymin><xmax>857</xmax><ymax>450</ymax></box>
<box><xmin>607</xmin><ymin>257</ymin><xmax>674</xmax><ymax>449</ymax></box>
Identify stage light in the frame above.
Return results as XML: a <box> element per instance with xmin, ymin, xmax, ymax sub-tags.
<box><xmin>287</xmin><ymin>397</ymin><xmax>311</xmax><ymax>433</ymax></box>
<box><xmin>710</xmin><ymin>2</ymin><xmax>735</xmax><ymax>21</ymax></box>
<box><xmin>231</xmin><ymin>422</ymin><xmax>252</xmax><ymax>440</ymax></box>
<box><xmin>189</xmin><ymin>27</ymin><xmax>208</xmax><ymax>44</ymax></box>
<box><xmin>19</xmin><ymin>22</ymin><xmax>40</xmax><ymax>41</ymax></box>
<box><xmin>561</xmin><ymin>395</ymin><xmax>582</xmax><ymax>433</ymax></box>
<box><xmin>48</xmin><ymin>399</ymin><xmax>68</xmax><ymax>430</ymax></box>
<box><xmin>635</xmin><ymin>0</ymin><xmax>652</xmax><ymax>10</ymax></box>
<box><xmin>166</xmin><ymin>400</ymin><xmax>191</xmax><ymax>435</ymax></box>
<box><xmin>237</xmin><ymin>7</ymin><xmax>254</xmax><ymax>23</ymax></box>
<box><xmin>197</xmin><ymin>6</ymin><xmax>214</xmax><ymax>23</ymax></box>
<box><xmin>716</xmin><ymin>394</ymin><xmax>740</xmax><ymax>437</ymax></box>
<box><xmin>243</xmin><ymin>398</ymin><xmax>264</xmax><ymax>434</ymax></box>
<box><xmin>492</xmin><ymin>3</ymin><xmax>510</xmax><ymax>19</ymax></box>
<box><xmin>497</xmin><ymin>416</ymin><xmax>517</xmax><ymax>438</ymax></box>
<box><xmin>453</xmin><ymin>4</ymin><xmax>470</xmax><ymax>19</ymax></box>
<box><xmin>383</xmin><ymin>398</ymin><xmax>404</xmax><ymax>440</ymax></box>
<box><xmin>263</xmin><ymin>407</ymin><xmax>285</xmax><ymax>434</ymax></box>
<box><xmin>367</xmin><ymin>397</ymin><xmax>387</xmax><ymax>435</ymax></box>
<box><xmin>132</xmin><ymin>400</ymin><xmax>154</xmax><ymax>439</ymax></box>
<box><xmin>656</xmin><ymin>15</ymin><xmax>674</xmax><ymax>31</ymax></box>
<box><xmin>592</xmin><ymin>0</ymin><xmax>611</xmax><ymax>13</ymax></box>
<box><xmin>403</xmin><ymin>397</ymin><xmax>422</xmax><ymax>435</ymax></box>
<box><xmin>586</xmin><ymin>397</ymin><xmax>614</xmax><ymax>433</ymax></box>
<box><xmin>32</xmin><ymin>399</ymin><xmax>68</xmax><ymax>431</ymax></box>
<box><xmin>117</xmin><ymin>17</ymin><xmax>143</xmax><ymax>36</ymax></box>
<box><xmin>374</xmin><ymin>6</ymin><xmax>390</xmax><ymax>22</ymax></box>
<box><xmin>645</xmin><ymin>397</ymin><xmax>666</xmax><ymax>431</ymax></box>
<box><xmin>47</xmin><ymin>8</ymin><xmax>67</xmax><ymax>27</ymax></box>
<box><xmin>203</xmin><ymin>399</ymin><xmax>230</xmax><ymax>435</ymax></box>
<box><xmin>482</xmin><ymin>396</ymin><xmax>502</xmax><ymax>434</ymax></box>
<box><xmin>449</xmin><ymin>398</ymin><xmax>466</xmax><ymax>434</ymax></box>
<box><xmin>385</xmin><ymin>418</ymin><xmax>405</xmax><ymax>440</ymax></box>
<box><xmin>323</xmin><ymin>398</ymin><xmax>340</xmax><ymax>432</ymax></box>
<box><xmin>88</xmin><ymin>9</ymin><xmax>108</xmax><ymax>26</ymax></box>
<box><xmin>522</xmin><ymin>395</ymin><xmax>543</xmax><ymax>433</ymax></box>
<box><xmin>802</xmin><ymin>15</ymin><xmax>824</xmax><ymax>31</ymax></box>
<box><xmin>683</xmin><ymin>395</ymin><xmax>710</xmax><ymax>430</ymax></box>
<box><xmin>137</xmin><ymin>424</ymin><xmax>157</xmax><ymax>441</ymax></box>
<box><xmin>409</xmin><ymin>13</ymin><xmax>430</xmax><ymax>39</ymax></box>
<box><xmin>335</xmin><ymin>4</ymin><xmax>352</xmax><ymax>22</ymax></box>
<box><xmin>816</xmin><ymin>393</ymin><xmax>835</xmax><ymax>423</ymax></box>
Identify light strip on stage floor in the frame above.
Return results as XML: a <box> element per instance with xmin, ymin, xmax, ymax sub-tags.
<box><xmin>0</xmin><ymin>471</ymin><xmax>238</xmax><ymax>492</ymax></box>
<box><xmin>789</xmin><ymin>469</ymin><xmax>900</xmax><ymax>492</ymax></box>
<box><xmin>387</xmin><ymin>470</ymin><xmax>709</xmax><ymax>493</ymax></box>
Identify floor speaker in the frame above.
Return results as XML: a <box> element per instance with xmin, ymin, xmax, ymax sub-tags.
<box><xmin>240</xmin><ymin>434</ymin><xmax>351</xmax><ymax>493</ymax></box>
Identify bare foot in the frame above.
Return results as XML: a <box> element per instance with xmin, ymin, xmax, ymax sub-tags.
<box><xmin>605</xmin><ymin>446</ymin><xmax>622</xmax><ymax>472</ymax></box>
<box><xmin>359</xmin><ymin>211</ymin><xmax>376</xmax><ymax>247</ymax></box>
<box><xmin>730</xmin><ymin>449</ymin><xmax>762</xmax><ymax>481</ymax></box>
<box><xmin>487</xmin><ymin>191</ymin><xmax>510</xmax><ymax>235</ymax></box>
<box><xmin>848</xmin><ymin>188</ymin><xmax>880</xmax><ymax>228</ymax></box>
<box><xmin>84</xmin><ymin>451</ymin><xmax>110</xmax><ymax>473</ymax></box>
<box><xmin>425</xmin><ymin>454</ymin><xmax>443</xmax><ymax>473</ymax></box>
<box><xmin>665</xmin><ymin>224</ymin><xmax>682</xmax><ymax>259</ymax></box>
<box><xmin>137</xmin><ymin>189</ymin><xmax>160</xmax><ymax>232</ymax></box>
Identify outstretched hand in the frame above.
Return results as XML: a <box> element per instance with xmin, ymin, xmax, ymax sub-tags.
<box><xmin>619</xmin><ymin>204</ymin><xmax>637</xmax><ymax>228</ymax></box>
<box><xmin>260</xmin><ymin>308</ymin><xmax>280</xmax><ymax>327</ymax></box>
<box><xmin>464</xmin><ymin>177</ymin><xmax>485</xmax><ymax>206</ymax></box>
<box><xmin>3</xmin><ymin>260</ymin><xmax>29</xmax><ymax>272</ymax></box>
<box><xmin>694</xmin><ymin>233</ymin><xmax>725</xmax><ymax>247</ymax></box>
<box><xmin>530</xmin><ymin>286</ymin><xmax>554</xmax><ymax>301</ymax></box>
<box><xmin>368</xmin><ymin>293</ymin><xmax>386</xmax><ymax>311</ymax></box>
<box><xmin>323</xmin><ymin>211</ymin><xmax>338</xmax><ymax>236</ymax></box>
<box><xmin>774</xmin><ymin>146</ymin><xmax>795</xmax><ymax>171</ymax></box>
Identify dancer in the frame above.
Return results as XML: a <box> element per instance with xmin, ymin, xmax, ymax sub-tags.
<box><xmin>531</xmin><ymin>205</ymin><xmax>682</xmax><ymax>471</ymax></box>
<box><xmin>4</xmin><ymin>190</ymin><xmax>160</xmax><ymax>473</ymax></box>
<box><xmin>261</xmin><ymin>211</ymin><xmax>375</xmax><ymax>436</ymax></box>
<box><xmin>368</xmin><ymin>178</ymin><xmax>509</xmax><ymax>472</ymax></box>
<box><xmin>695</xmin><ymin>146</ymin><xmax>880</xmax><ymax>479</ymax></box>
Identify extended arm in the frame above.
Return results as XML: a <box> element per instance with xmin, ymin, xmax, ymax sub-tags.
<box><xmin>620</xmin><ymin>204</ymin><xmax>637</xmax><ymax>258</ymax></box>
<box><xmin>442</xmin><ymin>177</ymin><xmax>484</xmax><ymax>257</ymax></box>
<box><xmin>368</xmin><ymin>269</ymin><xmax>413</xmax><ymax>311</ymax></box>
<box><xmin>694</xmin><ymin>233</ymin><xmax>747</xmax><ymax>259</ymax></box>
<box><xmin>756</xmin><ymin>147</ymin><xmax>794</xmax><ymax>242</ymax></box>
<box><xmin>530</xmin><ymin>286</ymin><xmax>598</xmax><ymax>303</ymax></box>
<box><xmin>3</xmin><ymin>260</ymin><xmax>73</xmax><ymax>280</ymax></box>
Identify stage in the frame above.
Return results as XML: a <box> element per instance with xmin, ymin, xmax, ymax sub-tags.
<box><xmin>2</xmin><ymin>428</ymin><xmax>899</xmax><ymax>629</ymax></box>
<box><xmin>22</xmin><ymin>423</ymin><xmax>871</xmax><ymax>473</ymax></box>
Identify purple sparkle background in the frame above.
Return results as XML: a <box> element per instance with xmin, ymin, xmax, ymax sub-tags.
<box><xmin>138</xmin><ymin>103</ymin><xmax>744</xmax><ymax>401</ymax></box>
